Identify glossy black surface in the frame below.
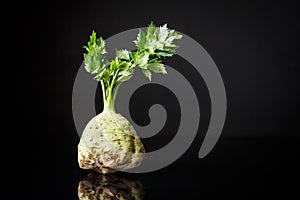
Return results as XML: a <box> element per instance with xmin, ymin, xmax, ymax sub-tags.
<box><xmin>30</xmin><ymin>136</ymin><xmax>299</xmax><ymax>199</ymax></box>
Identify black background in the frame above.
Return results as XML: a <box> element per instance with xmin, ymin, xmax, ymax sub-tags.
<box><xmin>19</xmin><ymin>0</ymin><xmax>299</xmax><ymax>199</ymax></box>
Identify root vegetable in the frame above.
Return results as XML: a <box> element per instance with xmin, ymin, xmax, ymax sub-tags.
<box><xmin>78</xmin><ymin>21</ymin><xmax>182</xmax><ymax>173</ymax></box>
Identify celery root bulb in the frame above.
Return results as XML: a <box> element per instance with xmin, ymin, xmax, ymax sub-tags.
<box><xmin>78</xmin><ymin>22</ymin><xmax>182</xmax><ymax>174</ymax></box>
<box><xmin>78</xmin><ymin>111</ymin><xmax>145</xmax><ymax>174</ymax></box>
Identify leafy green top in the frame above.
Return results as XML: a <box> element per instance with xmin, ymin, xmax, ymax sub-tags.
<box><xmin>83</xmin><ymin>21</ymin><xmax>182</xmax><ymax>82</ymax></box>
<box><xmin>82</xmin><ymin>21</ymin><xmax>182</xmax><ymax>111</ymax></box>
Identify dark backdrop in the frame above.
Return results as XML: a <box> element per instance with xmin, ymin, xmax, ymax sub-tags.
<box><xmin>20</xmin><ymin>0</ymin><xmax>299</xmax><ymax>199</ymax></box>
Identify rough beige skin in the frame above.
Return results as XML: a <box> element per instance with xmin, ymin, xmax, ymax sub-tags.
<box><xmin>78</xmin><ymin>111</ymin><xmax>145</xmax><ymax>174</ymax></box>
<box><xmin>78</xmin><ymin>173</ymin><xmax>143</xmax><ymax>200</ymax></box>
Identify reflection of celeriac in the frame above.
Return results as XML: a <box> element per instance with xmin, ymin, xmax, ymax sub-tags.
<box><xmin>78</xmin><ymin>111</ymin><xmax>145</xmax><ymax>174</ymax></box>
<box><xmin>78</xmin><ymin>173</ymin><xmax>144</xmax><ymax>200</ymax></box>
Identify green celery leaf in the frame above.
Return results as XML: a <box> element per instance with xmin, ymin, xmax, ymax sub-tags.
<box><xmin>136</xmin><ymin>22</ymin><xmax>183</xmax><ymax>55</ymax></box>
<box><xmin>117</xmin><ymin>70</ymin><xmax>134</xmax><ymax>82</ymax></box>
<box><xmin>117</xmin><ymin>62</ymin><xmax>130</xmax><ymax>71</ymax></box>
<box><xmin>134</xmin><ymin>29</ymin><xmax>147</xmax><ymax>49</ymax></box>
<box><xmin>155</xmin><ymin>50</ymin><xmax>174</xmax><ymax>57</ymax></box>
<box><xmin>83</xmin><ymin>22</ymin><xmax>182</xmax><ymax>86</ymax></box>
<box><xmin>109</xmin><ymin>59</ymin><xmax>118</xmax><ymax>71</ymax></box>
<box><xmin>116</xmin><ymin>49</ymin><xmax>130</xmax><ymax>60</ymax></box>
<box><xmin>146</xmin><ymin>63</ymin><xmax>167</xmax><ymax>74</ymax></box>
<box><xmin>158</xmin><ymin>24</ymin><xmax>169</xmax><ymax>42</ymax></box>
<box><xmin>135</xmin><ymin>53</ymin><xmax>149</xmax><ymax>68</ymax></box>
<box><xmin>142</xmin><ymin>69</ymin><xmax>152</xmax><ymax>81</ymax></box>
<box><xmin>83</xmin><ymin>31</ymin><xmax>109</xmax><ymax>78</ymax></box>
